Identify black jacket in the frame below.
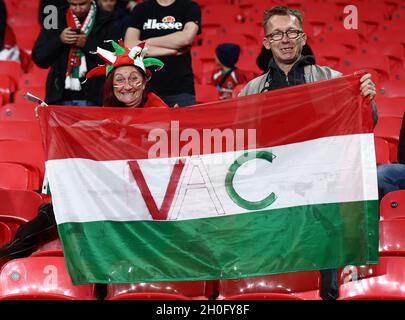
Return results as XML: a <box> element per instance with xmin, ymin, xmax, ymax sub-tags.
<box><xmin>398</xmin><ymin>113</ymin><xmax>405</xmax><ymax>164</ymax></box>
<box><xmin>32</xmin><ymin>7</ymin><xmax>119</xmax><ymax>105</ymax></box>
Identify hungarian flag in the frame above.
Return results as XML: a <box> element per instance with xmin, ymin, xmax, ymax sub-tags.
<box><xmin>38</xmin><ymin>73</ymin><xmax>379</xmax><ymax>285</ymax></box>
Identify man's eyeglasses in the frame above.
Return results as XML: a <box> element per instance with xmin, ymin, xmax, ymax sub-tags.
<box><xmin>265</xmin><ymin>29</ymin><xmax>303</xmax><ymax>41</ymax></box>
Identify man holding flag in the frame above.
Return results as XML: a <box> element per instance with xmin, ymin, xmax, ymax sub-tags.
<box><xmin>239</xmin><ymin>6</ymin><xmax>378</xmax><ymax>300</ymax></box>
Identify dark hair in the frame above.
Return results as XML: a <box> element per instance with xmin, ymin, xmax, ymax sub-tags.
<box><xmin>102</xmin><ymin>66</ymin><xmax>149</xmax><ymax>107</ymax></box>
<box><xmin>263</xmin><ymin>6</ymin><xmax>303</xmax><ymax>33</ymax></box>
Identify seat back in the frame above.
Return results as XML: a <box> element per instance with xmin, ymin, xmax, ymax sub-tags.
<box><xmin>217</xmin><ymin>270</ymin><xmax>320</xmax><ymax>299</ymax></box>
<box><xmin>0</xmin><ymin>162</ymin><xmax>39</xmax><ymax>190</ymax></box>
<box><xmin>374</xmin><ymin>137</ymin><xmax>390</xmax><ymax>165</ymax></box>
<box><xmin>0</xmin><ymin>221</ymin><xmax>12</xmax><ymax>246</ymax></box>
<box><xmin>379</xmin><ymin>220</ymin><xmax>405</xmax><ymax>256</ymax></box>
<box><xmin>0</xmin><ymin>120</ymin><xmax>42</xmax><ymax>141</ymax></box>
<box><xmin>0</xmin><ymin>257</ymin><xmax>96</xmax><ymax>300</ymax></box>
<box><xmin>106</xmin><ymin>280</ymin><xmax>209</xmax><ymax>300</ymax></box>
<box><xmin>339</xmin><ymin>257</ymin><xmax>405</xmax><ymax>300</ymax></box>
<box><xmin>0</xmin><ymin>189</ymin><xmax>44</xmax><ymax>221</ymax></box>
<box><xmin>0</xmin><ymin>140</ymin><xmax>45</xmax><ymax>179</ymax></box>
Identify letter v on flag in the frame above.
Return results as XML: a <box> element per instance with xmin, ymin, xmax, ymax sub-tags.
<box><xmin>128</xmin><ymin>159</ymin><xmax>185</xmax><ymax>220</ymax></box>
<box><xmin>38</xmin><ymin>73</ymin><xmax>379</xmax><ymax>284</ymax></box>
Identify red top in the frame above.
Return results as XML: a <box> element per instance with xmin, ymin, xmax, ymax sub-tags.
<box><xmin>144</xmin><ymin>92</ymin><xmax>168</xmax><ymax>108</ymax></box>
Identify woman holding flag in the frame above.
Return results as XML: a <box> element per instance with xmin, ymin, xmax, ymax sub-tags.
<box><xmin>0</xmin><ymin>40</ymin><xmax>167</xmax><ymax>263</ymax></box>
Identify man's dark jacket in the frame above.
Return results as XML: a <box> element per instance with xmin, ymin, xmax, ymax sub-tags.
<box><xmin>32</xmin><ymin>7</ymin><xmax>118</xmax><ymax>105</ymax></box>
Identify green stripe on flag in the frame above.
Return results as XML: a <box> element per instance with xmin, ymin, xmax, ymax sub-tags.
<box><xmin>59</xmin><ymin>200</ymin><xmax>379</xmax><ymax>285</ymax></box>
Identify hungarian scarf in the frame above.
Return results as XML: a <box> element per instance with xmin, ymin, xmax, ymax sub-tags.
<box><xmin>65</xmin><ymin>1</ymin><xmax>96</xmax><ymax>91</ymax></box>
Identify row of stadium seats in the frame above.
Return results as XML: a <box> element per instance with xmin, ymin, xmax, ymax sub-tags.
<box><xmin>1</xmin><ymin>189</ymin><xmax>405</xmax><ymax>299</ymax></box>
<box><xmin>1</xmin><ymin>0</ymin><xmax>405</xmax><ymax>300</ymax></box>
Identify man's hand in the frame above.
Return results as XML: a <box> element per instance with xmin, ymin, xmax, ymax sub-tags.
<box><xmin>360</xmin><ymin>73</ymin><xmax>376</xmax><ymax>100</ymax></box>
<box><xmin>75</xmin><ymin>33</ymin><xmax>87</xmax><ymax>48</ymax></box>
<box><xmin>60</xmin><ymin>27</ymin><xmax>79</xmax><ymax>45</ymax></box>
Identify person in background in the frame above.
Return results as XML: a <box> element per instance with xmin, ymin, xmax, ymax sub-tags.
<box><xmin>32</xmin><ymin>0</ymin><xmax>119</xmax><ymax>106</ymax></box>
<box><xmin>124</xmin><ymin>0</ymin><xmax>201</xmax><ymax>107</ymax></box>
<box><xmin>377</xmin><ymin>113</ymin><xmax>405</xmax><ymax>197</ymax></box>
<box><xmin>209</xmin><ymin>43</ymin><xmax>249</xmax><ymax>100</ymax></box>
<box><xmin>239</xmin><ymin>6</ymin><xmax>378</xmax><ymax>301</ymax></box>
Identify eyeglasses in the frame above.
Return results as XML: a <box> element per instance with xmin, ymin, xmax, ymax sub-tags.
<box><xmin>113</xmin><ymin>75</ymin><xmax>144</xmax><ymax>88</ymax></box>
<box><xmin>265</xmin><ymin>29</ymin><xmax>303</xmax><ymax>41</ymax></box>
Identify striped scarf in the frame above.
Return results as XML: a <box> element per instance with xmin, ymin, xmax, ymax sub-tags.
<box><xmin>65</xmin><ymin>1</ymin><xmax>96</xmax><ymax>91</ymax></box>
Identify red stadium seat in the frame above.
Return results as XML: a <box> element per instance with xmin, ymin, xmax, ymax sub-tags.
<box><xmin>374</xmin><ymin>116</ymin><xmax>403</xmax><ymax>144</ymax></box>
<box><xmin>344</xmin><ymin>54</ymin><xmax>390</xmax><ymax>82</ymax></box>
<box><xmin>0</xmin><ymin>162</ymin><xmax>40</xmax><ymax>190</ymax></box>
<box><xmin>374</xmin><ymin>115</ymin><xmax>403</xmax><ymax>163</ymax></box>
<box><xmin>195</xmin><ymin>84</ymin><xmax>219</xmax><ymax>104</ymax></box>
<box><xmin>202</xmin><ymin>4</ymin><xmax>242</xmax><ymax>25</ymax></box>
<box><xmin>379</xmin><ymin>190</ymin><xmax>405</xmax><ymax>221</ymax></box>
<box><xmin>375</xmin><ymin>97</ymin><xmax>405</xmax><ymax>117</ymax></box>
<box><xmin>374</xmin><ymin>137</ymin><xmax>390</xmax><ymax>165</ymax></box>
<box><xmin>0</xmin><ymin>189</ymin><xmax>44</xmax><ymax>221</ymax></box>
<box><xmin>339</xmin><ymin>257</ymin><xmax>405</xmax><ymax>300</ymax></box>
<box><xmin>0</xmin><ymin>221</ymin><xmax>12</xmax><ymax>246</ymax></box>
<box><xmin>391</xmin><ymin>69</ymin><xmax>405</xmax><ymax>82</ymax></box>
<box><xmin>106</xmin><ymin>280</ymin><xmax>211</xmax><ymax>300</ymax></box>
<box><xmin>14</xmin><ymin>88</ymin><xmax>46</xmax><ymax>104</ymax></box>
<box><xmin>312</xmin><ymin>43</ymin><xmax>348</xmax><ymax>70</ymax></box>
<box><xmin>0</xmin><ymin>120</ymin><xmax>42</xmax><ymax>141</ymax></box>
<box><xmin>217</xmin><ymin>270</ymin><xmax>321</xmax><ymax>300</ymax></box>
<box><xmin>0</xmin><ymin>60</ymin><xmax>22</xmax><ymax>88</ymax></box>
<box><xmin>379</xmin><ymin>220</ymin><xmax>405</xmax><ymax>256</ymax></box>
<box><xmin>19</xmin><ymin>72</ymin><xmax>48</xmax><ymax>89</ymax></box>
<box><xmin>0</xmin><ymin>75</ymin><xmax>16</xmax><ymax>105</ymax></box>
<box><xmin>317</xmin><ymin>31</ymin><xmax>360</xmax><ymax>55</ymax></box>
<box><xmin>379</xmin><ymin>80</ymin><xmax>405</xmax><ymax>99</ymax></box>
<box><xmin>360</xmin><ymin>42</ymin><xmax>404</xmax><ymax>73</ymax></box>
<box><xmin>0</xmin><ymin>140</ymin><xmax>45</xmax><ymax>181</ymax></box>
<box><xmin>0</xmin><ymin>257</ymin><xmax>96</xmax><ymax>300</ymax></box>
<box><xmin>0</xmin><ymin>189</ymin><xmax>45</xmax><ymax>239</ymax></box>
<box><xmin>31</xmin><ymin>238</ymin><xmax>64</xmax><ymax>257</ymax></box>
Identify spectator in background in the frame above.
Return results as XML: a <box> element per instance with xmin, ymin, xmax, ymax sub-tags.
<box><xmin>377</xmin><ymin>113</ymin><xmax>405</xmax><ymax>197</ymax></box>
<box><xmin>256</xmin><ymin>42</ymin><xmax>315</xmax><ymax>73</ymax></box>
<box><xmin>32</xmin><ymin>0</ymin><xmax>119</xmax><ymax>106</ymax></box>
<box><xmin>239</xmin><ymin>6</ymin><xmax>378</xmax><ymax>301</ymax></box>
<box><xmin>209</xmin><ymin>43</ymin><xmax>249</xmax><ymax>100</ymax></box>
<box><xmin>97</xmin><ymin>0</ymin><xmax>131</xmax><ymax>38</ymax></box>
<box><xmin>124</xmin><ymin>0</ymin><xmax>201</xmax><ymax>107</ymax></box>
<box><xmin>0</xmin><ymin>0</ymin><xmax>20</xmax><ymax>62</ymax></box>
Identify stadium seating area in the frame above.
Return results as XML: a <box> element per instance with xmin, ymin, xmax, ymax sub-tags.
<box><xmin>1</xmin><ymin>0</ymin><xmax>405</xmax><ymax>300</ymax></box>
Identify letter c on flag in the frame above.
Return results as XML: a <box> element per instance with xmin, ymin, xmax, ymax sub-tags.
<box><xmin>225</xmin><ymin>151</ymin><xmax>276</xmax><ymax>210</ymax></box>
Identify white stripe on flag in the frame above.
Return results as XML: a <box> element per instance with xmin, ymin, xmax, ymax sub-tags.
<box><xmin>46</xmin><ymin>134</ymin><xmax>378</xmax><ymax>224</ymax></box>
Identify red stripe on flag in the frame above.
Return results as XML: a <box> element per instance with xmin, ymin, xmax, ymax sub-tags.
<box><xmin>38</xmin><ymin>73</ymin><xmax>374</xmax><ymax>161</ymax></box>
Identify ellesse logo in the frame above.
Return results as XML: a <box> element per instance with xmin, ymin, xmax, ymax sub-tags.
<box><xmin>143</xmin><ymin>16</ymin><xmax>183</xmax><ymax>30</ymax></box>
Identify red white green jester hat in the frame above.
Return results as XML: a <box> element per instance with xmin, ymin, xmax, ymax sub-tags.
<box><xmin>86</xmin><ymin>39</ymin><xmax>164</xmax><ymax>80</ymax></box>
